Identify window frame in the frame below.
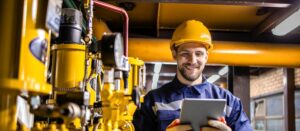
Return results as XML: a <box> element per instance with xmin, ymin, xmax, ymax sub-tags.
<box><xmin>252</xmin><ymin>93</ymin><xmax>284</xmax><ymax>131</ymax></box>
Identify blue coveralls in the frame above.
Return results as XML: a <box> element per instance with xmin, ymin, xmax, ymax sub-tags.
<box><xmin>133</xmin><ymin>76</ymin><xmax>253</xmax><ymax>131</ymax></box>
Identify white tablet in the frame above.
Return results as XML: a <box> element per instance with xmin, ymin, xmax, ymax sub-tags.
<box><xmin>179</xmin><ymin>98</ymin><xmax>226</xmax><ymax>130</ymax></box>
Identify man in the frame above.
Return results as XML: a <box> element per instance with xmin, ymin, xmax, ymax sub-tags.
<box><xmin>133</xmin><ymin>20</ymin><xmax>252</xmax><ymax>131</ymax></box>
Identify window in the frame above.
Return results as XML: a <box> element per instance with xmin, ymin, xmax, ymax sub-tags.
<box><xmin>255</xmin><ymin>100</ymin><xmax>265</xmax><ymax>117</ymax></box>
<box><xmin>252</xmin><ymin>90</ymin><xmax>300</xmax><ymax>131</ymax></box>
<box><xmin>254</xmin><ymin>119</ymin><xmax>265</xmax><ymax>131</ymax></box>
<box><xmin>296</xmin><ymin>91</ymin><xmax>300</xmax><ymax>131</ymax></box>
<box><xmin>296</xmin><ymin>119</ymin><xmax>300</xmax><ymax>131</ymax></box>
<box><xmin>295</xmin><ymin>92</ymin><xmax>300</xmax><ymax>116</ymax></box>
<box><xmin>266</xmin><ymin>119</ymin><xmax>283</xmax><ymax>131</ymax></box>
<box><xmin>252</xmin><ymin>94</ymin><xmax>284</xmax><ymax>131</ymax></box>
<box><xmin>267</xmin><ymin>95</ymin><xmax>283</xmax><ymax>116</ymax></box>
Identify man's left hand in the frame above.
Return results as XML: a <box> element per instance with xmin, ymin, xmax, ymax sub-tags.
<box><xmin>167</xmin><ymin>117</ymin><xmax>231</xmax><ymax>131</ymax></box>
<box><xmin>201</xmin><ymin>117</ymin><xmax>231</xmax><ymax>131</ymax></box>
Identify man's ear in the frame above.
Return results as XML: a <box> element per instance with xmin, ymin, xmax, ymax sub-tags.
<box><xmin>171</xmin><ymin>50</ymin><xmax>177</xmax><ymax>60</ymax></box>
<box><xmin>204</xmin><ymin>51</ymin><xmax>209</xmax><ymax>61</ymax></box>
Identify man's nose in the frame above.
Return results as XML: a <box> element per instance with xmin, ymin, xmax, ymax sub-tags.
<box><xmin>188</xmin><ymin>53</ymin><xmax>197</xmax><ymax>64</ymax></box>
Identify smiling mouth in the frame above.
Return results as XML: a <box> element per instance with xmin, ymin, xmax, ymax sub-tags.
<box><xmin>184</xmin><ymin>65</ymin><xmax>199</xmax><ymax>70</ymax></box>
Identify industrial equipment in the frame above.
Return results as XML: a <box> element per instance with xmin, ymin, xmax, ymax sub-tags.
<box><xmin>0</xmin><ymin>0</ymin><xmax>145</xmax><ymax>130</ymax></box>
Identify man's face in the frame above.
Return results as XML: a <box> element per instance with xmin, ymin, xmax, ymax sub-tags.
<box><xmin>173</xmin><ymin>43</ymin><xmax>208</xmax><ymax>81</ymax></box>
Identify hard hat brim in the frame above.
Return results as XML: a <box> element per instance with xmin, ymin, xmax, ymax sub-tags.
<box><xmin>172</xmin><ymin>39</ymin><xmax>212</xmax><ymax>50</ymax></box>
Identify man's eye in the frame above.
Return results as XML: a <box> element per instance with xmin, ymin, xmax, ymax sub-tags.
<box><xmin>180</xmin><ymin>53</ymin><xmax>189</xmax><ymax>56</ymax></box>
<box><xmin>196</xmin><ymin>52</ymin><xmax>204</xmax><ymax>57</ymax></box>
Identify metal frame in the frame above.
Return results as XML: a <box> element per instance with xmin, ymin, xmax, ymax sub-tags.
<box><xmin>283</xmin><ymin>68</ymin><xmax>295</xmax><ymax>131</ymax></box>
<box><xmin>252</xmin><ymin>1</ymin><xmax>300</xmax><ymax>37</ymax></box>
<box><xmin>253</xmin><ymin>95</ymin><xmax>284</xmax><ymax>131</ymax></box>
<box><xmin>227</xmin><ymin>66</ymin><xmax>250</xmax><ymax>117</ymax></box>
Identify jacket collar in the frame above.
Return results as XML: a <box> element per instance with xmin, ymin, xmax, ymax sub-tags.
<box><xmin>171</xmin><ymin>75</ymin><xmax>210</xmax><ymax>95</ymax></box>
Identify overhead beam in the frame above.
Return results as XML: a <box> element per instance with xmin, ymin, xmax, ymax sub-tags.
<box><xmin>252</xmin><ymin>1</ymin><xmax>300</xmax><ymax>37</ymax></box>
<box><xmin>104</xmin><ymin>0</ymin><xmax>291</xmax><ymax>8</ymax></box>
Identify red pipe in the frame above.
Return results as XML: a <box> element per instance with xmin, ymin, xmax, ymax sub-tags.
<box><xmin>94</xmin><ymin>0</ymin><xmax>129</xmax><ymax>57</ymax></box>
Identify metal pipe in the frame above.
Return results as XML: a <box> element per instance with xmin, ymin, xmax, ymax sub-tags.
<box><xmin>128</xmin><ymin>38</ymin><xmax>300</xmax><ymax>67</ymax></box>
<box><xmin>32</xmin><ymin>103</ymin><xmax>81</xmax><ymax>118</ymax></box>
<box><xmin>85</xmin><ymin>0</ymin><xmax>94</xmax><ymax>45</ymax></box>
<box><xmin>94</xmin><ymin>0</ymin><xmax>129</xmax><ymax>57</ymax></box>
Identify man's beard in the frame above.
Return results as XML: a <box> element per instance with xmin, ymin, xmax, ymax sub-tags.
<box><xmin>178</xmin><ymin>63</ymin><xmax>202</xmax><ymax>81</ymax></box>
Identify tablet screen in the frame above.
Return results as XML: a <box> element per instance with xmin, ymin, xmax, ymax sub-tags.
<box><xmin>179</xmin><ymin>98</ymin><xmax>226</xmax><ymax>130</ymax></box>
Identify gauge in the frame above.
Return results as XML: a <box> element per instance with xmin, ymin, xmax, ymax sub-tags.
<box><xmin>100</xmin><ymin>33</ymin><xmax>124</xmax><ymax>69</ymax></box>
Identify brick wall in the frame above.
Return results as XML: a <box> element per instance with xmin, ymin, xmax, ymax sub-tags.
<box><xmin>250</xmin><ymin>68</ymin><xmax>283</xmax><ymax>97</ymax></box>
<box><xmin>295</xmin><ymin>68</ymin><xmax>300</xmax><ymax>87</ymax></box>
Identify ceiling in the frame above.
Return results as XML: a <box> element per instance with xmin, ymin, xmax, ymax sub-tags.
<box><xmin>94</xmin><ymin>0</ymin><xmax>300</xmax><ymax>90</ymax></box>
<box><xmin>95</xmin><ymin>0</ymin><xmax>300</xmax><ymax>42</ymax></box>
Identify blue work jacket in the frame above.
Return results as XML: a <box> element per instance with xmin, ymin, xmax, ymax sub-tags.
<box><xmin>133</xmin><ymin>76</ymin><xmax>253</xmax><ymax>131</ymax></box>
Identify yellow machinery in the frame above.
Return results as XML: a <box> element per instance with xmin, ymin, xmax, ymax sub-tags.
<box><xmin>99</xmin><ymin>57</ymin><xmax>145</xmax><ymax>131</ymax></box>
<box><xmin>1</xmin><ymin>0</ymin><xmax>53</xmax><ymax>130</ymax></box>
<box><xmin>0</xmin><ymin>0</ymin><xmax>145</xmax><ymax>130</ymax></box>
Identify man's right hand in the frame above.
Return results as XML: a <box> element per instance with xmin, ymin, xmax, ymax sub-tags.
<box><xmin>166</xmin><ymin>119</ymin><xmax>192</xmax><ymax>131</ymax></box>
<box><xmin>203</xmin><ymin>119</ymin><xmax>231</xmax><ymax>131</ymax></box>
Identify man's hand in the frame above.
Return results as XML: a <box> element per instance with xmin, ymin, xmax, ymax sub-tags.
<box><xmin>166</xmin><ymin>117</ymin><xmax>231</xmax><ymax>131</ymax></box>
<box><xmin>166</xmin><ymin>119</ymin><xmax>192</xmax><ymax>131</ymax></box>
<box><xmin>202</xmin><ymin>117</ymin><xmax>231</xmax><ymax>131</ymax></box>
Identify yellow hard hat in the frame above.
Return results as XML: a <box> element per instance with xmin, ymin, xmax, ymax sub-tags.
<box><xmin>170</xmin><ymin>20</ymin><xmax>212</xmax><ymax>50</ymax></box>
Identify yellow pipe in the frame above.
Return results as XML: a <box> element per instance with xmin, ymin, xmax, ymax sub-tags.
<box><xmin>101</xmin><ymin>83</ymin><xmax>114</xmax><ymax>131</ymax></box>
<box><xmin>93</xmin><ymin>18</ymin><xmax>112</xmax><ymax>40</ymax></box>
<box><xmin>91</xmin><ymin>17</ymin><xmax>300</xmax><ymax>67</ymax></box>
<box><xmin>128</xmin><ymin>38</ymin><xmax>300</xmax><ymax>67</ymax></box>
<box><xmin>128</xmin><ymin>57</ymin><xmax>144</xmax><ymax>95</ymax></box>
<box><xmin>51</xmin><ymin>44</ymin><xmax>86</xmax><ymax>88</ymax></box>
